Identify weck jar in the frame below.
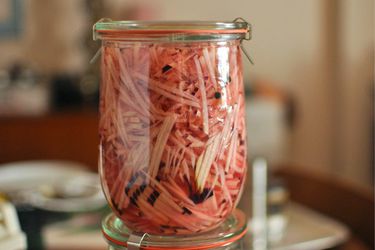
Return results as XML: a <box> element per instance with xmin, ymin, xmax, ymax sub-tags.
<box><xmin>94</xmin><ymin>20</ymin><xmax>249</xmax><ymax>235</ymax></box>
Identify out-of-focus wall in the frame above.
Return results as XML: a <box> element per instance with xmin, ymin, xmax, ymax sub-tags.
<box><xmin>0</xmin><ymin>0</ymin><xmax>88</xmax><ymax>74</ymax></box>
<box><xmin>0</xmin><ymin>0</ymin><xmax>372</xmax><ymax>185</ymax></box>
<box><xmin>108</xmin><ymin>0</ymin><xmax>374</xmax><ymax>185</ymax></box>
<box><xmin>337</xmin><ymin>0</ymin><xmax>374</xmax><ymax>183</ymax></box>
<box><xmin>109</xmin><ymin>0</ymin><xmax>322</xmax><ymax>87</ymax></box>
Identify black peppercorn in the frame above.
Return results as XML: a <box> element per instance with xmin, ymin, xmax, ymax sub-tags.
<box><xmin>162</xmin><ymin>64</ymin><xmax>172</xmax><ymax>73</ymax></box>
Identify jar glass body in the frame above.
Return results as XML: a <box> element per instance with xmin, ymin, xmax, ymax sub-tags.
<box><xmin>99</xmin><ymin>35</ymin><xmax>247</xmax><ymax>235</ymax></box>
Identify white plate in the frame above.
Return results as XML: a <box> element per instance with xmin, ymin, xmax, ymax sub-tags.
<box><xmin>0</xmin><ymin>160</ymin><xmax>89</xmax><ymax>192</ymax></box>
<box><xmin>0</xmin><ymin>160</ymin><xmax>106</xmax><ymax>212</ymax></box>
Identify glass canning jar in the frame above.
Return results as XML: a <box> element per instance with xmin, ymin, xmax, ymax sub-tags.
<box><xmin>94</xmin><ymin>20</ymin><xmax>249</xmax><ymax>235</ymax></box>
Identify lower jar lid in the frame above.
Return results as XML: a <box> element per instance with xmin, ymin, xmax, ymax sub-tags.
<box><xmin>102</xmin><ymin>209</ymin><xmax>247</xmax><ymax>249</ymax></box>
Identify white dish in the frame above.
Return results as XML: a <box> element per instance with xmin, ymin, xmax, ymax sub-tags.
<box><xmin>0</xmin><ymin>160</ymin><xmax>106</xmax><ymax>212</ymax></box>
<box><xmin>0</xmin><ymin>160</ymin><xmax>89</xmax><ymax>193</ymax></box>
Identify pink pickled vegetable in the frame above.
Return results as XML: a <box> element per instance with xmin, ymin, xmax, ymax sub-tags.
<box><xmin>99</xmin><ymin>41</ymin><xmax>247</xmax><ymax>235</ymax></box>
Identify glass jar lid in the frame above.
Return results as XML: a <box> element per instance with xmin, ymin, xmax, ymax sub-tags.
<box><xmin>93</xmin><ymin>19</ymin><xmax>251</xmax><ymax>41</ymax></box>
<box><xmin>102</xmin><ymin>209</ymin><xmax>247</xmax><ymax>249</ymax></box>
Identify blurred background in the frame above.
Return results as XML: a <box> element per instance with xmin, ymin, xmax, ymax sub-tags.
<box><xmin>0</xmin><ymin>0</ymin><xmax>373</xmax><ymax>249</ymax></box>
<box><xmin>0</xmin><ymin>0</ymin><xmax>373</xmax><ymax>185</ymax></box>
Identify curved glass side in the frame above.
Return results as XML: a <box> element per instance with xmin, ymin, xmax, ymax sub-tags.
<box><xmin>102</xmin><ymin>209</ymin><xmax>247</xmax><ymax>249</ymax></box>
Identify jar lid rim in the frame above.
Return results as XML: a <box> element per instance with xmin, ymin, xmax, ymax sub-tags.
<box><xmin>93</xmin><ymin>19</ymin><xmax>251</xmax><ymax>41</ymax></box>
<box><xmin>94</xmin><ymin>19</ymin><xmax>248</xmax><ymax>33</ymax></box>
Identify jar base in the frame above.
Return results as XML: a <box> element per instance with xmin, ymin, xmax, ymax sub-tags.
<box><xmin>102</xmin><ymin>209</ymin><xmax>247</xmax><ymax>249</ymax></box>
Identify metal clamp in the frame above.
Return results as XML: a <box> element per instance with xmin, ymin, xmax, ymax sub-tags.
<box><xmin>233</xmin><ymin>17</ymin><xmax>254</xmax><ymax>65</ymax></box>
<box><xmin>233</xmin><ymin>17</ymin><xmax>252</xmax><ymax>41</ymax></box>
<box><xmin>127</xmin><ymin>232</ymin><xmax>149</xmax><ymax>250</ymax></box>
<box><xmin>90</xmin><ymin>18</ymin><xmax>113</xmax><ymax>64</ymax></box>
<box><xmin>93</xmin><ymin>18</ymin><xmax>113</xmax><ymax>41</ymax></box>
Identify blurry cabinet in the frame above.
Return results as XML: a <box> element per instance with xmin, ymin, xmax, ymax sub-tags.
<box><xmin>0</xmin><ymin>111</ymin><xmax>99</xmax><ymax>171</ymax></box>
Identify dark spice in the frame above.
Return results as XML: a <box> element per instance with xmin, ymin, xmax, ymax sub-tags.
<box><xmin>159</xmin><ymin>161</ymin><xmax>166</xmax><ymax>168</ymax></box>
<box><xmin>130</xmin><ymin>197</ymin><xmax>138</xmax><ymax>207</ymax></box>
<box><xmin>162</xmin><ymin>64</ymin><xmax>172</xmax><ymax>73</ymax></box>
<box><xmin>135</xmin><ymin>189</ymin><xmax>141</xmax><ymax>197</ymax></box>
<box><xmin>139</xmin><ymin>184</ymin><xmax>146</xmax><ymax>192</ymax></box>
<box><xmin>182</xmin><ymin>207</ymin><xmax>193</xmax><ymax>215</ymax></box>
<box><xmin>190</xmin><ymin>188</ymin><xmax>213</xmax><ymax>204</ymax></box>
<box><xmin>214</xmin><ymin>92</ymin><xmax>221</xmax><ymax>99</ymax></box>
<box><xmin>147</xmin><ymin>190</ymin><xmax>160</xmax><ymax>206</ymax></box>
<box><xmin>147</xmin><ymin>194</ymin><xmax>156</xmax><ymax>206</ymax></box>
<box><xmin>153</xmin><ymin>190</ymin><xmax>160</xmax><ymax>199</ymax></box>
<box><xmin>126</xmin><ymin>172</ymin><xmax>141</xmax><ymax>193</ymax></box>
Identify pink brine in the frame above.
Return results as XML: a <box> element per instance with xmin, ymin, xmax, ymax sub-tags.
<box><xmin>99</xmin><ymin>40</ymin><xmax>247</xmax><ymax>235</ymax></box>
